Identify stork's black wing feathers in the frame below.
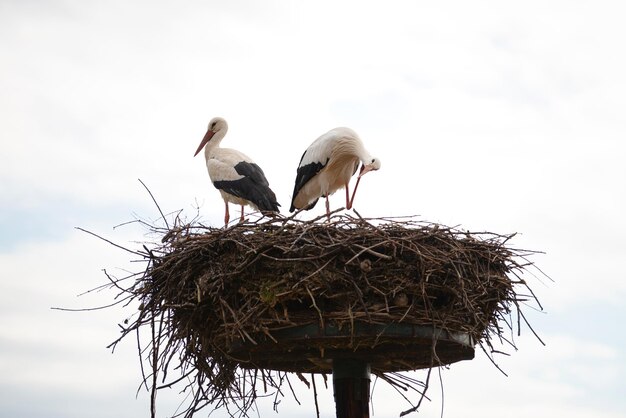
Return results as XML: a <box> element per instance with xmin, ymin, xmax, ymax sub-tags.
<box><xmin>289</xmin><ymin>153</ymin><xmax>327</xmax><ymax>212</ymax></box>
<box><xmin>233</xmin><ymin>161</ymin><xmax>270</xmax><ymax>187</ymax></box>
<box><xmin>213</xmin><ymin>161</ymin><xmax>280</xmax><ymax>212</ymax></box>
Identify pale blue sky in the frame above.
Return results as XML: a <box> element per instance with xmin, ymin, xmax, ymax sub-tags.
<box><xmin>1</xmin><ymin>1</ymin><xmax>625</xmax><ymax>417</ymax></box>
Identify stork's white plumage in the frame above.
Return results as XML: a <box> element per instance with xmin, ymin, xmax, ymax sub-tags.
<box><xmin>194</xmin><ymin>117</ymin><xmax>280</xmax><ymax>225</ymax></box>
<box><xmin>290</xmin><ymin>127</ymin><xmax>381</xmax><ymax>219</ymax></box>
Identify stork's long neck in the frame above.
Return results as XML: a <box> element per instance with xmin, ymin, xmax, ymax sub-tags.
<box><xmin>359</xmin><ymin>149</ymin><xmax>374</xmax><ymax>165</ymax></box>
<box><xmin>351</xmin><ymin>138</ymin><xmax>373</xmax><ymax>164</ymax></box>
<box><xmin>204</xmin><ymin>128</ymin><xmax>227</xmax><ymax>160</ymax></box>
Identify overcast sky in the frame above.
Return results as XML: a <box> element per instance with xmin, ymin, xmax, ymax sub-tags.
<box><xmin>1</xmin><ymin>1</ymin><xmax>625</xmax><ymax>417</ymax></box>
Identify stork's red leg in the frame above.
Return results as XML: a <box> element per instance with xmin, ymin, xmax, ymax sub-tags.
<box><xmin>345</xmin><ymin>183</ymin><xmax>351</xmax><ymax>209</ymax></box>
<box><xmin>325</xmin><ymin>195</ymin><xmax>331</xmax><ymax>222</ymax></box>
<box><xmin>224</xmin><ymin>201</ymin><xmax>230</xmax><ymax>226</ymax></box>
<box><xmin>239</xmin><ymin>205</ymin><xmax>245</xmax><ymax>223</ymax></box>
<box><xmin>349</xmin><ymin>175</ymin><xmax>362</xmax><ymax>209</ymax></box>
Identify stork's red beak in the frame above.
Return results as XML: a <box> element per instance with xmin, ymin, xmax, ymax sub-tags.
<box><xmin>358</xmin><ymin>164</ymin><xmax>374</xmax><ymax>178</ymax></box>
<box><xmin>194</xmin><ymin>130</ymin><xmax>215</xmax><ymax>156</ymax></box>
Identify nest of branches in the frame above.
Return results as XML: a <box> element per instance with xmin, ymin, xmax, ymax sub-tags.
<box><xmin>105</xmin><ymin>211</ymin><xmax>543</xmax><ymax>417</ymax></box>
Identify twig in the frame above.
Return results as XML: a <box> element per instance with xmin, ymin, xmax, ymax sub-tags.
<box><xmin>139</xmin><ymin>178</ymin><xmax>170</xmax><ymax>230</ymax></box>
<box><xmin>311</xmin><ymin>373</ymin><xmax>320</xmax><ymax>418</ymax></box>
<box><xmin>75</xmin><ymin>227</ymin><xmax>145</xmax><ymax>256</ymax></box>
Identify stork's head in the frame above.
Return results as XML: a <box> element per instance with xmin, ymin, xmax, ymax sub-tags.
<box><xmin>194</xmin><ymin>117</ymin><xmax>228</xmax><ymax>157</ymax></box>
<box><xmin>358</xmin><ymin>157</ymin><xmax>381</xmax><ymax>178</ymax></box>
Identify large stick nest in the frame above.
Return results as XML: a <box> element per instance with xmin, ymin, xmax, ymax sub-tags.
<box><xmin>106</xmin><ymin>211</ymin><xmax>543</xmax><ymax>417</ymax></box>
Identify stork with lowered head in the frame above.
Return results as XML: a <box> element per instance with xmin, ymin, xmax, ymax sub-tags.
<box><xmin>290</xmin><ymin>127</ymin><xmax>381</xmax><ymax>220</ymax></box>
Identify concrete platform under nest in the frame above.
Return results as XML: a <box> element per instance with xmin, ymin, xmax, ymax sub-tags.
<box><xmin>231</xmin><ymin>321</ymin><xmax>474</xmax><ymax>373</ymax></box>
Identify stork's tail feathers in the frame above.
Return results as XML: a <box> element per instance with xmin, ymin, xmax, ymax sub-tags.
<box><xmin>254</xmin><ymin>187</ymin><xmax>281</xmax><ymax>213</ymax></box>
<box><xmin>258</xmin><ymin>200</ymin><xmax>281</xmax><ymax>213</ymax></box>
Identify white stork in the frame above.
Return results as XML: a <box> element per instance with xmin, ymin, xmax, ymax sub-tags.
<box><xmin>289</xmin><ymin>127</ymin><xmax>381</xmax><ymax>219</ymax></box>
<box><xmin>194</xmin><ymin>117</ymin><xmax>280</xmax><ymax>226</ymax></box>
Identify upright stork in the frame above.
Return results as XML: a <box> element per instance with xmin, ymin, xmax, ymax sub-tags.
<box><xmin>194</xmin><ymin>117</ymin><xmax>280</xmax><ymax>226</ymax></box>
<box><xmin>290</xmin><ymin>127</ymin><xmax>381</xmax><ymax>219</ymax></box>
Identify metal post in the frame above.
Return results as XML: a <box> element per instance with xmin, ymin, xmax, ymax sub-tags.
<box><xmin>332</xmin><ymin>359</ymin><xmax>371</xmax><ymax>418</ymax></box>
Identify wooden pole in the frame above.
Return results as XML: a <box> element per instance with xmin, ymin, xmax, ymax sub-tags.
<box><xmin>332</xmin><ymin>359</ymin><xmax>371</xmax><ymax>418</ymax></box>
